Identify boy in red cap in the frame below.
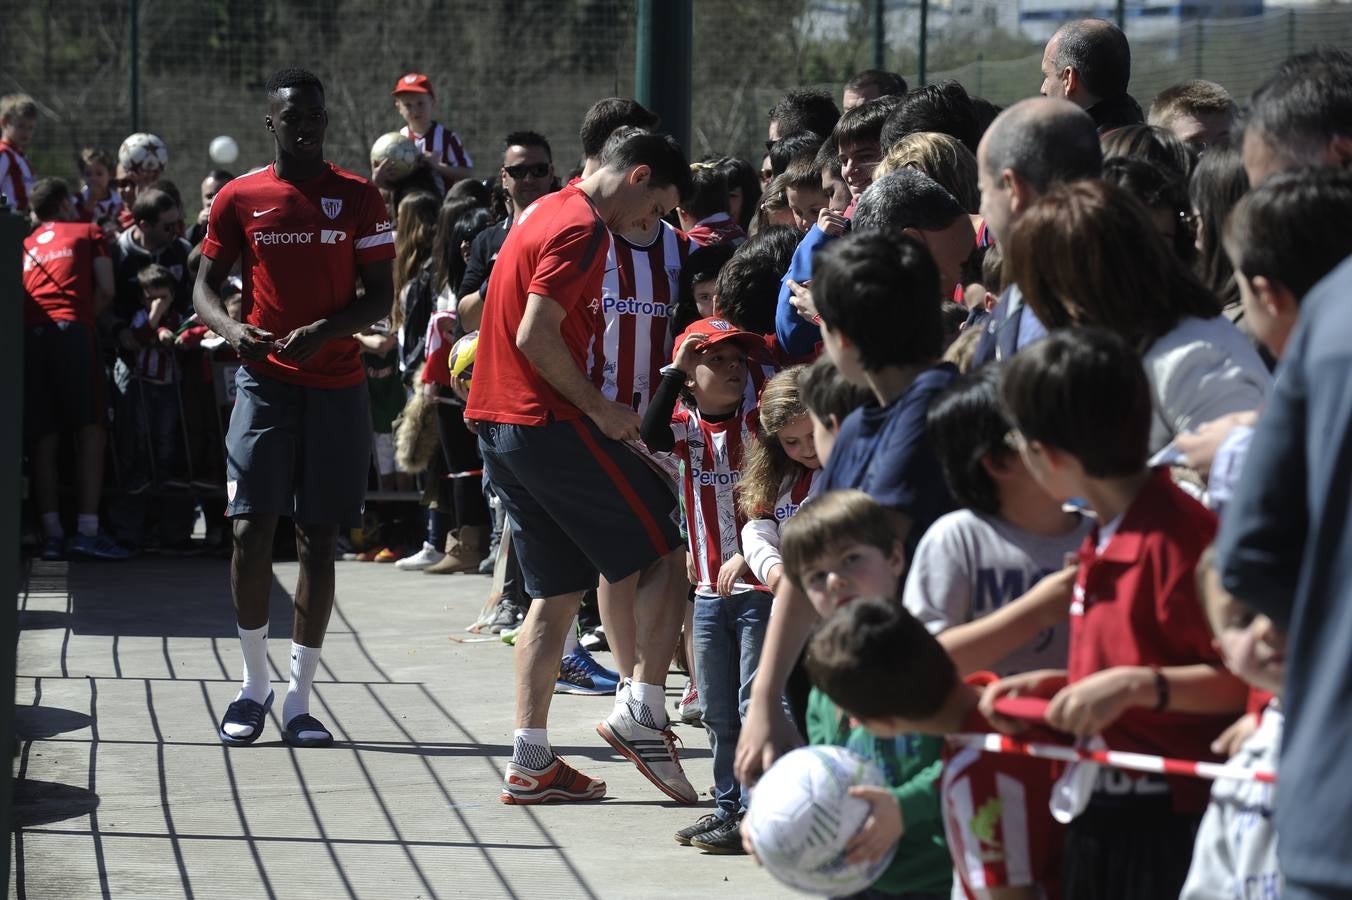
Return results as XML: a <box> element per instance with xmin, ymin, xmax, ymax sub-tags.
<box><xmin>391</xmin><ymin>72</ymin><xmax>472</xmax><ymax>193</ymax></box>
<box><xmin>639</xmin><ymin>317</ymin><xmax>772</xmax><ymax>854</ymax></box>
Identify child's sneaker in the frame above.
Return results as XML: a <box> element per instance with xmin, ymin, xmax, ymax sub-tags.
<box><xmin>373</xmin><ymin>546</ymin><xmax>401</xmax><ymax>563</ymax></box>
<box><xmin>597</xmin><ymin>705</ymin><xmax>698</xmax><ymax>804</ymax></box>
<box><xmin>395</xmin><ymin>542</ymin><xmax>445</xmax><ymax>571</ymax></box>
<box><xmin>554</xmin><ymin>647</ymin><xmax>620</xmax><ymax>696</ymax></box>
<box><xmin>690</xmin><ymin>813</ymin><xmax>747</xmax><ymax>855</ymax></box>
<box><xmin>675</xmin><ymin>812</ymin><xmax>721</xmax><ymax>846</ymax></box>
<box><xmin>68</xmin><ymin>533</ymin><xmax>132</xmax><ymax>561</ymax></box>
<box><xmin>500</xmin><ymin>757</ymin><xmax>606</xmax><ymax>804</ymax></box>
<box><xmin>40</xmin><ymin>536</ymin><xmax>65</xmax><ymax>561</ymax></box>
<box><xmin>676</xmin><ymin>680</ymin><xmax>702</xmax><ymax>725</ymax></box>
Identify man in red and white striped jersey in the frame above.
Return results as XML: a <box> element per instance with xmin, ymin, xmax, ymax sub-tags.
<box><xmin>592</xmin><ymin>219</ymin><xmax>689</xmax><ymax>417</ymax></box>
<box><xmin>392</xmin><ymin>73</ymin><xmax>472</xmax><ymax>194</ymax></box>
<box><xmin>0</xmin><ymin>94</ymin><xmax>39</xmax><ymax>213</ymax></box>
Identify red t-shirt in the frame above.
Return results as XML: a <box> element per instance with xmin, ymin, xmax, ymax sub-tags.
<box><xmin>1069</xmin><ymin>466</ymin><xmax>1230</xmax><ymax>813</ymax></box>
<box><xmin>201</xmin><ymin>162</ymin><xmax>394</xmax><ymax>388</ymax></box>
<box><xmin>466</xmin><ymin>185</ymin><xmax>610</xmax><ymax>425</ymax></box>
<box><xmin>943</xmin><ymin>676</ymin><xmax>1063</xmax><ymax>899</ymax></box>
<box><xmin>22</xmin><ymin>221</ymin><xmax>106</xmax><ymax>327</ymax></box>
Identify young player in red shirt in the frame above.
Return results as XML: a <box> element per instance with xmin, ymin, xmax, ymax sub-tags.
<box><xmin>467</xmin><ymin>127</ymin><xmax>696</xmax><ymax>806</ymax></box>
<box><xmin>983</xmin><ymin>328</ymin><xmax>1249</xmax><ymax>899</ymax></box>
<box><xmin>0</xmin><ymin>94</ymin><xmax>38</xmax><ymax>212</ymax></box>
<box><xmin>194</xmin><ymin>67</ymin><xmax>395</xmax><ymax>751</ymax></box>
<box><xmin>391</xmin><ymin>73</ymin><xmax>472</xmax><ymax>194</ymax></box>
<box><xmin>22</xmin><ymin>177</ymin><xmax>126</xmax><ymax>561</ymax></box>
<box><xmin>639</xmin><ymin>317</ymin><xmax>770</xmax><ymax>853</ymax></box>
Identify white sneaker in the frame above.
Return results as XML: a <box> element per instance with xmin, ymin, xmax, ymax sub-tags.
<box><xmin>394</xmin><ymin>542</ymin><xmax>445</xmax><ymax>571</ymax></box>
<box><xmin>597</xmin><ymin>704</ymin><xmax>698</xmax><ymax>804</ymax></box>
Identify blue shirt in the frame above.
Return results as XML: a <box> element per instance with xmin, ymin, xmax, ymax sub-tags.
<box><xmin>774</xmin><ymin>224</ymin><xmax>837</xmax><ymax>357</ymax></box>
<box><xmin>820</xmin><ymin>364</ymin><xmax>958</xmax><ymax>558</ymax></box>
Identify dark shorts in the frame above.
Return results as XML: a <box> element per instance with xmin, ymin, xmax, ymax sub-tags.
<box><xmin>24</xmin><ymin>320</ymin><xmax>102</xmax><ymax>438</ymax></box>
<box><xmin>225</xmin><ymin>365</ymin><xmax>371</xmax><ymax>528</ymax></box>
<box><xmin>478</xmin><ymin>417</ymin><xmax>680</xmax><ymax>598</ymax></box>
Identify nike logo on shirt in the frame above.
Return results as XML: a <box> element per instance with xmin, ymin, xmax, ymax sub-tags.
<box><xmin>252</xmin><ymin>208</ymin><xmax>278</xmax><ymax>218</ymax></box>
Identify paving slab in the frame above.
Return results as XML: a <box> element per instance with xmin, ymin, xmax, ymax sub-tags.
<box><xmin>10</xmin><ymin>557</ymin><xmax>796</xmax><ymax>899</ymax></box>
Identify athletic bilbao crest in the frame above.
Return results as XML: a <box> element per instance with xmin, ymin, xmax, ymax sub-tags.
<box><xmin>322</xmin><ymin>197</ymin><xmax>343</xmax><ymax>220</ymax></box>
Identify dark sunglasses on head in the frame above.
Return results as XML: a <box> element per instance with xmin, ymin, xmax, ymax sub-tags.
<box><xmin>764</xmin><ymin>139</ymin><xmax>776</xmax><ymax>152</ymax></box>
<box><xmin>503</xmin><ymin>162</ymin><xmax>550</xmax><ymax>179</ymax></box>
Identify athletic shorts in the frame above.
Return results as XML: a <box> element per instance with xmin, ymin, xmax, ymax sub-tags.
<box><xmin>478</xmin><ymin>417</ymin><xmax>681</xmax><ymax>598</ymax></box>
<box><xmin>24</xmin><ymin>321</ymin><xmax>102</xmax><ymax>438</ymax></box>
<box><xmin>225</xmin><ymin>365</ymin><xmax>371</xmax><ymax>528</ymax></box>
<box><xmin>372</xmin><ymin>431</ymin><xmax>397</xmax><ymax>475</ymax></box>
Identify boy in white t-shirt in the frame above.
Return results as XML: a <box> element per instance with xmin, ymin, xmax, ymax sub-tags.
<box><xmin>903</xmin><ymin>366</ymin><xmax>1091</xmax><ymax>675</ymax></box>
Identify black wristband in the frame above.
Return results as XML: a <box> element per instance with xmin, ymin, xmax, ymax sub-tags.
<box><xmin>1152</xmin><ymin>667</ymin><xmax>1169</xmax><ymax>712</ymax></box>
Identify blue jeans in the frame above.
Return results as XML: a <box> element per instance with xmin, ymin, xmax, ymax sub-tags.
<box><xmin>692</xmin><ymin>589</ymin><xmax>773</xmax><ymax>820</ymax></box>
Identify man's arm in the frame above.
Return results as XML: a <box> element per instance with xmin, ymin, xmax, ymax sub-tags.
<box><xmin>92</xmin><ymin>256</ymin><xmax>114</xmax><ymax>314</ymax></box>
<box><xmin>274</xmin><ymin>258</ymin><xmax>394</xmax><ymax>364</ymax></box>
<box><xmin>457</xmin><ymin>290</ymin><xmax>484</xmax><ymax>332</ymax></box>
<box><xmin>193</xmin><ymin>255</ymin><xmax>274</xmax><ymax>360</ymax></box>
<box><xmin>515</xmin><ymin>292</ymin><xmax>641</xmax><ymax>441</ymax></box>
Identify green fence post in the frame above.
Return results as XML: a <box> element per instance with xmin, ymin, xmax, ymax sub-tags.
<box><xmin>634</xmin><ymin>0</ymin><xmax>692</xmax><ymax>156</ymax></box>
<box><xmin>129</xmin><ymin>0</ymin><xmax>140</xmax><ymax>133</ymax></box>
<box><xmin>1194</xmin><ymin>17</ymin><xmax>1204</xmax><ymax>79</ymax></box>
<box><xmin>1116</xmin><ymin>0</ymin><xmax>1126</xmax><ymax>30</ymax></box>
<box><xmin>0</xmin><ymin>195</ymin><xmax>26</xmax><ymax>896</ymax></box>
<box><xmin>918</xmin><ymin>0</ymin><xmax>929</xmax><ymax>86</ymax></box>
<box><xmin>873</xmin><ymin>0</ymin><xmax>886</xmax><ymax>70</ymax></box>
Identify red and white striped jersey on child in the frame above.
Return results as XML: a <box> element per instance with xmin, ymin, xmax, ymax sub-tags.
<box><xmin>0</xmin><ymin>139</ymin><xmax>37</xmax><ymax>212</ymax></box>
<box><xmin>671</xmin><ymin>405</ymin><xmax>762</xmax><ymax>596</ymax></box>
<box><xmin>591</xmin><ymin>222</ymin><xmax>689</xmax><ymax>416</ymax></box>
<box><xmin>400</xmin><ymin>121</ymin><xmax>471</xmax><ymax>193</ymax></box>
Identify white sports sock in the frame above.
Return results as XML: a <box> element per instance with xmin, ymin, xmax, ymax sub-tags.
<box><xmin>41</xmin><ymin>512</ymin><xmax>63</xmax><ymax>539</ymax></box>
<box><xmin>561</xmin><ymin>616</ymin><xmax>580</xmax><ymax>657</ymax></box>
<box><xmin>512</xmin><ymin>727</ymin><xmax>554</xmax><ymax>770</ymax></box>
<box><xmin>282</xmin><ymin>642</ymin><xmax>323</xmax><ymax>726</ymax></box>
<box><xmin>627</xmin><ymin>680</ymin><xmax>668</xmax><ymax>730</ymax></box>
<box><xmin>76</xmin><ymin>514</ymin><xmax>99</xmax><ymax>538</ymax></box>
<box><xmin>223</xmin><ymin>623</ymin><xmax>271</xmax><ymax>739</ymax></box>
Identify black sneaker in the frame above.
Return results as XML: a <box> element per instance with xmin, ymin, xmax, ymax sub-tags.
<box><xmin>690</xmin><ymin>813</ymin><xmax>747</xmax><ymax>855</ymax></box>
<box><xmin>488</xmin><ymin>600</ymin><xmax>524</xmax><ymax>634</ymax></box>
<box><xmin>674</xmin><ymin>812</ymin><xmax>720</xmax><ymax>846</ymax></box>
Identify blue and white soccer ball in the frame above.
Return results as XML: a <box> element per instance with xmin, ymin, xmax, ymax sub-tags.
<box><xmin>118</xmin><ymin>132</ymin><xmax>169</xmax><ymax>177</ymax></box>
<box><xmin>745</xmin><ymin>746</ymin><xmax>898</xmax><ymax>896</ymax></box>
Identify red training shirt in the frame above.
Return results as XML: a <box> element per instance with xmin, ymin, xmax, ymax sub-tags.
<box><xmin>1068</xmin><ymin>466</ymin><xmax>1231</xmax><ymax>813</ymax></box>
<box><xmin>22</xmin><ymin>221</ymin><xmax>106</xmax><ymax>327</ymax></box>
<box><xmin>201</xmin><ymin>162</ymin><xmax>394</xmax><ymax>389</ymax></box>
<box><xmin>466</xmin><ymin>185</ymin><xmax>610</xmax><ymax>426</ymax></box>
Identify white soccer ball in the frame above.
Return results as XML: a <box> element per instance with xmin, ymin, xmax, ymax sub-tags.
<box><xmin>209</xmin><ymin>135</ymin><xmax>239</xmax><ymax>165</ymax></box>
<box><xmin>370</xmin><ymin>131</ymin><xmax>420</xmax><ymax>181</ymax></box>
<box><xmin>118</xmin><ymin>132</ymin><xmax>169</xmax><ymax>177</ymax></box>
<box><xmin>746</xmin><ymin>746</ymin><xmax>898</xmax><ymax>896</ymax></box>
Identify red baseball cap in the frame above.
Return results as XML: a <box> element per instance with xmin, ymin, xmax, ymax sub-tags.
<box><xmin>392</xmin><ymin>73</ymin><xmax>434</xmax><ymax>96</ymax></box>
<box><xmin>671</xmin><ymin>317</ymin><xmax>765</xmax><ymax>365</ymax></box>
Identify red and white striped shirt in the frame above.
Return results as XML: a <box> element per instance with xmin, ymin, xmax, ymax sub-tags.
<box><xmin>741</xmin><ymin>467</ymin><xmax>823</xmax><ymax>584</ymax></box>
<box><xmin>400</xmin><ymin>121</ymin><xmax>472</xmax><ymax>193</ymax></box>
<box><xmin>77</xmin><ymin>186</ymin><xmax>123</xmax><ymax>225</ymax></box>
<box><xmin>591</xmin><ymin>222</ymin><xmax>689</xmax><ymax>415</ymax></box>
<box><xmin>0</xmin><ymin>140</ymin><xmax>36</xmax><ymax>212</ymax></box>
<box><xmin>671</xmin><ymin>405</ymin><xmax>761</xmax><ymax>596</ymax></box>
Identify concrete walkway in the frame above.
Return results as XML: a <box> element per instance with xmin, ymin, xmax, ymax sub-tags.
<box><xmin>10</xmin><ymin>556</ymin><xmax>793</xmax><ymax>899</ymax></box>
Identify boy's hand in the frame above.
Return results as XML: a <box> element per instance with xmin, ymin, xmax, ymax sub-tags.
<box><xmin>1212</xmin><ymin>711</ymin><xmax>1260</xmax><ymax>757</ymax></box>
<box><xmin>817</xmin><ymin>207</ymin><xmax>849</xmax><ymax>236</ymax></box>
<box><xmin>765</xmin><ymin>563</ymin><xmax>785</xmax><ymax>595</ymax></box>
<box><xmin>156</xmin><ymin>327</ymin><xmax>175</xmax><ymax>347</ymax></box>
<box><xmin>716</xmin><ymin>553</ymin><xmax>748</xmax><ymax>596</ymax></box>
<box><xmin>979</xmin><ymin>669</ymin><xmax>1069</xmax><ymax>734</ymax></box>
<box><xmin>786</xmin><ymin>280</ymin><xmax>819</xmax><ymax>325</ymax></box>
<box><xmin>1045</xmin><ymin>666</ymin><xmax>1153</xmax><ymax>738</ymax></box>
<box><xmin>735</xmin><ymin>701</ymin><xmax>804</xmax><ymax>785</ymax></box>
<box><xmin>1029</xmin><ymin>564</ymin><xmax>1078</xmax><ymax>628</ymax></box>
<box><xmin>1176</xmin><ymin>410</ymin><xmax>1259</xmax><ymax>480</ymax></box>
<box><xmin>844</xmin><ymin>786</ymin><xmax>903</xmax><ymax>865</ymax></box>
<box><xmin>672</xmin><ymin>332</ymin><xmax>708</xmax><ymax>374</ymax></box>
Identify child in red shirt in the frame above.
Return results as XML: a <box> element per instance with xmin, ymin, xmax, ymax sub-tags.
<box><xmin>983</xmin><ymin>329</ymin><xmax>1248</xmax><ymax>899</ymax></box>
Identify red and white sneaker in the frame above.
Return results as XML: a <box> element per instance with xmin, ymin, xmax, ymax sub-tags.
<box><xmin>500</xmin><ymin>757</ymin><xmax>606</xmax><ymax>805</ymax></box>
<box><xmin>597</xmin><ymin>705</ymin><xmax>698</xmax><ymax>804</ymax></box>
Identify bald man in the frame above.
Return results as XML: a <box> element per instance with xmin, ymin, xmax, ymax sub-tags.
<box><xmin>1040</xmin><ymin>19</ymin><xmax>1143</xmax><ymax>133</ymax></box>
<box><xmin>972</xmin><ymin>98</ymin><xmax>1102</xmax><ymax>365</ymax></box>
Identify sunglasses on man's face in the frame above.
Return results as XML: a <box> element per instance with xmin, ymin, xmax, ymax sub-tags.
<box><xmin>503</xmin><ymin>162</ymin><xmax>550</xmax><ymax>180</ymax></box>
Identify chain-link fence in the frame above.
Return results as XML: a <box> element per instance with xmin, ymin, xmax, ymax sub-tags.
<box><xmin>3</xmin><ymin>0</ymin><xmax>1350</xmax><ymax>218</ymax></box>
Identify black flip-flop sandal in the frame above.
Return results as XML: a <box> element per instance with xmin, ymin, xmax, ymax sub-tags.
<box><xmin>282</xmin><ymin>713</ymin><xmax>334</xmax><ymax>748</ymax></box>
<box><xmin>218</xmin><ymin>690</ymin><xmax>274</xmax><ymax>746</ymax></box>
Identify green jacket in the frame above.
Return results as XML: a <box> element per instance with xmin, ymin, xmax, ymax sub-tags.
<box><xmin>806</xmin><ymin>686</ymin><xmax>952</xmax><ymax>896</ymax></box>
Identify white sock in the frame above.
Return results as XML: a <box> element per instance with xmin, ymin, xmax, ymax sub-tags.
<box><xmin>513</xmin><ymin>727</ymin><xmax>554</xmax><ymax>769</ymax></box>
<box><xmin>627</xmin><ymin>680</ymin><xmax>668</xmax><ymax>730</ymax></box>
<box><xmin>41</xmin><ymin>512</ymin><xmax>63</xmax><ymax>539</ymax></box>
<box><xmin>561</xmin><ymin>616</ymin><xmax>580</xmax><ymax>657</ymax></box>
<box><xmin>282</xmin><ymin>642</ymin><xmax>323</xmax><ymax>726</ymax></box>
<box><xmin>76</xmin><ymin>514</ymin><xmax>98</xmax><ymax>538</ymax></box>
<box><xmin>223</xmin><ymin>623</ymin><xmax>271</xmax><ymax>739</ymax></box>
